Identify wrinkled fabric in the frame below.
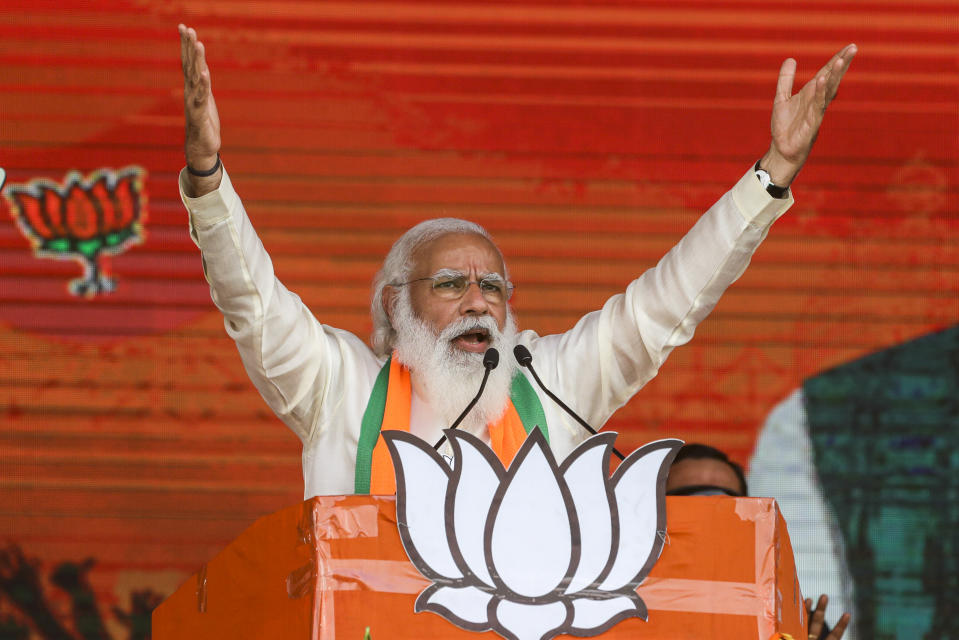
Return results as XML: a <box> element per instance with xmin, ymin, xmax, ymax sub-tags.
<box><xmin>180</xmin><ymin>166</ymin><xmax>791</xmax><ymax>498</ymax></box>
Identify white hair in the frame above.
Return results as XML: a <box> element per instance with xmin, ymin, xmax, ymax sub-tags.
<box><xmin>370</xmin><ymin>218</ymin><xmax>507</xmax><ymax>357</ymax></box>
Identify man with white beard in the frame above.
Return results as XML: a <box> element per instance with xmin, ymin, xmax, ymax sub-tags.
<box><xmin>177</xmin><ymin>25</ymin><xmax>856</xmax><ymax>499</ymax></box>
<box><xmin>386</xmin><ymin>251</ymin><xmax>520</xmax><ymax>441</ymax></box>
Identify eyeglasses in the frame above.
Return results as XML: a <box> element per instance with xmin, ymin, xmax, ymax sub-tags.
<box><xmin>394</xmin><ymin>272</ymin><xmax>514</xmax><ymax>302</ymax></box>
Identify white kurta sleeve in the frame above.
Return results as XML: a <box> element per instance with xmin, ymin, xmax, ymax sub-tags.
<box><xmin>179</xmin><ymin>167</ymin><xmax>376</xmax><ymax>445</ymax></box>
<box><xmin>528</xmin><ymin>167</ymin><xmax>793</xmax><ymax>437</ymax></box>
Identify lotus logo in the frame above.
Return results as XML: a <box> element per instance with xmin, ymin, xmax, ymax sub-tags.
<box><xmin>3</xmin><ymin>166</ymin><xmax>146</xmax><ymax>297</ymax></box>
<box><xmin>383</xmin><ymin>428</ymin><xmax>681</xmax><ymax>640</ymax></box>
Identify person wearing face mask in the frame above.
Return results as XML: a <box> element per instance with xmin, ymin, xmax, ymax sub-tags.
<box><xmin>666</xmin><ymin>443</ymin><xmax>852</xmax><ymax>640</ymax></box>
<box><xmin>665</xmin><ymin>443</ymin><xmax>749</xmax><ymax>498</ymax></box>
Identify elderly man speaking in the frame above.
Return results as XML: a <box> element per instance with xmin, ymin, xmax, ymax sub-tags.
<box><xmin>177</xmin><ymin>25</ymin><xmax>855</xmax><ymax>499</ymax></box>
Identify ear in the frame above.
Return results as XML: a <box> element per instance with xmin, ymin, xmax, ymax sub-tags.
<box><xmin>382</xmin><ymin>286</ymin><xmax>396</xmax><ymax>324</ymax></box>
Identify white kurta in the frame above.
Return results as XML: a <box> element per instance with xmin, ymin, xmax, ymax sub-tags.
<box><xmin>180</xmin><ymin>166</ymin><xmax>791</xmax><ymax>498</ymax></box>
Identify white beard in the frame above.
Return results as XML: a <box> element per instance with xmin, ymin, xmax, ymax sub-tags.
<box><xmin>391</xmin><ymin>290</ymin><xmax>518</xmax><ymax>436</ymax></box>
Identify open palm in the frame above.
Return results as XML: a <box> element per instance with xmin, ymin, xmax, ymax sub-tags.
<box><xmin>179</xmin><ymin>24</ymin><xmax>221</xmax><ymax>173</ymax></box>
<box><xmin>764</xmin><ymin>44</ymin><xmax>857</xmax><ymax>186</ymax></box>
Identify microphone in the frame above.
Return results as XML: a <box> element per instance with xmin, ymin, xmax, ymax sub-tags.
<box><xmin>433</xmin><ymin>347</ymin><xmax>499</xmax><ymax>450</ymax></box>
<box><xmin>513</xmin><ymin>344</ymin><xmax>625</xmax><ymax>461</ymax></box>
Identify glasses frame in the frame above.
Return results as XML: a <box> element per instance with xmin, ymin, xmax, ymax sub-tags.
<box><xmin>392</xmin><ymin>270</ymin><xmax>515</xmax><ymax>302</ymax></box>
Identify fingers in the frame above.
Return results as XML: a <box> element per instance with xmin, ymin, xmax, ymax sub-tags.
<box><xmin>815</xmin><ymin>73</ymin><xmax>829</xmax><ymax>115</ymax></box>
<box><xmin>196</xmin><ymin>39</ymin><xmax>209</xmax><ymax>78</ymax></box>
<box><xmin>808</xmin><ymin>594</ymin><xmax>828</xmax><ymax>634</ymax></box>
<box><xmin>179</xmin><ymin>24</ymin><xmax>196</xmax><ymax>77</ymax></box>
<box><xmin>828</xmin><ymin>612</ymin><xmax>851</xmax><ymax>640</ymax></box>
<box><xmin>178</xmin><ymin>24</ymin><xmax>205</xmax><ymax>81</ymax></box>
<box><xmin>178</xmin><ymin>25</ymin><xmax>212</xmax><ymax>108</ymax></box>
<box><xmin>775</xmin><ymin>57</ymin><xmax>797</xmax><ymax>104</ymax></box>
<box><xmin>819</xmin><ymin>44</ymin><xmax>857</xmax><ymax>106</ymax></box>
<box><xmin>826</xmin><ymin>44</ymin><xmax>857</xmax><ymax>100</ymax></box>
<box><xmin>178</xmin><ymin>24</ymin><xmax>189</xmax><ymax>72</ymax></box>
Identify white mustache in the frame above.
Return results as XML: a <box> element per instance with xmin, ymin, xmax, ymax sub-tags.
<box><xmin>437</xmin><ymin>315</ymin><xmax>501</xmax><ymax>344</ymax></box>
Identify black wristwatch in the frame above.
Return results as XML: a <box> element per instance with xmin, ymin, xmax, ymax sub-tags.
<box><xmin>754</xmin><ymin>161</ymin><xmax>789</xmax><ymax>199</ymax></box>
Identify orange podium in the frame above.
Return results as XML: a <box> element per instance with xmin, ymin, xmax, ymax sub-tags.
<box><xmin>154</xmin><ymin>495</ymin><xmax>805</xmax><ymax>640</ymax></box>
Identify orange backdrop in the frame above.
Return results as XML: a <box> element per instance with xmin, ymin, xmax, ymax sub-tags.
<box><xmin>1</xmin><ymin>0</ymin><xmax>957</xmax><ymax>634</ymax></box>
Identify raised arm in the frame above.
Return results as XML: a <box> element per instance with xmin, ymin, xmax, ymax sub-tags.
<box><xmin>530</xmin><ymin>45</ymin><xmax>858</xmax><ymax>443</ymax></box>
<box><xmin>178</xmin><ymin>24</ymin><xmax>222</xmax><ymax>197</ymax></box>
<box><xmin>174</xmin><ymin>26</ymin><xmax>382</xmax><ymax>448</ymax></box>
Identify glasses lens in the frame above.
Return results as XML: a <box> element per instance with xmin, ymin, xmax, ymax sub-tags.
<box><xmin>427</xmin><ymin>275</ymin><xmax>512</xmax><ymax>302</ymax></box>
<box><xmin>479</xmin><ymin>277</ymin><xmax>508</xmax><ymax>301</ymax></box>
<box><xmin>431</xmin><ymin>275</ymin><xmax>468</xmax><ymax>298</ymax></box>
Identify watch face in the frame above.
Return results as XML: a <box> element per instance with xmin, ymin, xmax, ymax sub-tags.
<box><xmin>756</xmin><ymin>169</ymin><xmax>772</xmax><ymax>188</ymax></box>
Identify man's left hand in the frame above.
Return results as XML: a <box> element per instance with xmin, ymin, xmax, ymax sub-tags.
<box><xmin>762</xmin><ymin>43</ymin><xmax>857</xmax><ymax>188</ymax></box>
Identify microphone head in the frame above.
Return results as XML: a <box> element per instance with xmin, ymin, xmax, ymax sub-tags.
<box><xmin>513</xmin><ymin>344</ymin><xmax>533</xmax><ymax>367</ymax></box>
<box><xmin>483</xmin><ymin>347</ymin><xmax>500</xmax><ymax>370</ymax></box>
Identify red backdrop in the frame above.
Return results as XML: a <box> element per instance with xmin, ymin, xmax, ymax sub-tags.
<box><xmin>1</xmin><ymin>0</ymin><xmax>956</xmax><ymax>634</ymax></box>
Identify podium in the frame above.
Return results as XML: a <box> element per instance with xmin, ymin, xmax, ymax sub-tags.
<box><xmin>154</xmin><ymin>495</ymin><xmax>805</xmax><ymax>640</ymax></box>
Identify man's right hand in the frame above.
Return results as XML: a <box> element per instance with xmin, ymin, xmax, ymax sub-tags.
<box><xmin>178</xmin><ymin>24</ymin><xmax>222</xmax><ymax>197</ymax></box>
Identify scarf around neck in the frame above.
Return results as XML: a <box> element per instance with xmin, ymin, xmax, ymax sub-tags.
<box><xmin>355</xmin><ymin>355</ymin><xmax>549</xmax><ymax>494</ymax></box>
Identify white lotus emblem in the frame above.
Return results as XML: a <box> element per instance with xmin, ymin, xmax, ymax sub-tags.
<box><xmin>382</xmin><ymin>428</ymin><xmax>682</xmax><ymax>640</ymax></box>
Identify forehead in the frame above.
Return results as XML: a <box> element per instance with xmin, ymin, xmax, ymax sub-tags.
<box><xmin>667</xmin><ymin>458</ymin><xmax>742</xmax><ymax>493</ymax></box>
<box><xmin>412</xmin><ymin>232</ymin><xmax>506</xmax><ymax>276</ymax></box>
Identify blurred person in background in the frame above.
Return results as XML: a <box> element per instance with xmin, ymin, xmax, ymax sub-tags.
<box><xmin>667</xmin><ymin>443</ymin><xmax>851</xmax><ymax>640</ymax></box>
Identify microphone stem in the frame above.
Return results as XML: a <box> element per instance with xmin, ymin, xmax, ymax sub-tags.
<box><xmin>524</xmin><ymin>361</ymin><xmax>625</xmax><ymax>461</ymax></box>
<box><xmin>434</xmin><ymin>365</ymin><xmax>492</xmax><ymax>450</ymax></box>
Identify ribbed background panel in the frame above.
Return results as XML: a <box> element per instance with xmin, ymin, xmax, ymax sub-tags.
<box><xmin>1</xmin><ymin>0</ymin><xmax>956</xmax><ymax>620</ymax></box>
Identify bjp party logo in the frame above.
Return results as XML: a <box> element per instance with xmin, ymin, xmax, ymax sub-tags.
<box><xmin>384</xmin><ymin>428</ymin><xmax>681</xmax><ymax>640</ymax></box>
<box><xmin>3</xmin><ymin>166</ymin><xmax>146</xmax><ymax>297</ymax></box>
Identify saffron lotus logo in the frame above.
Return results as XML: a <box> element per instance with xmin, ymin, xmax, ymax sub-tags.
<box><xmin>383</xmin><ymin>428</ymin><xmax>682</xmax><ymax>640</ymax></box>
<box><xmin>3</xmin><ymin>166</ymin><xmax>146</xmax><ymax>297</ymax></box>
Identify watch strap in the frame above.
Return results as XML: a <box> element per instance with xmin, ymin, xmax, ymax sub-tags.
<box><xmin>754</xmin><ymin>160</ymin><xmax>788</xmax><ymax>199</ymax></box>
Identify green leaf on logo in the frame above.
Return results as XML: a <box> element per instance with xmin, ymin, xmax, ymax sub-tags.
<box><xmin>45</xmin><ymin>238</ymin><xmax>71</xmax><ymax>253</ymax></box>
<box><xmin>76</xmin><ymin>238</ymin><xmax>103</xmax><ymax>258</ymax></box>
<box><xmin>106</xmin><ymin>228</ymin><xmax>136</xmax><ymax>248</ymax></box>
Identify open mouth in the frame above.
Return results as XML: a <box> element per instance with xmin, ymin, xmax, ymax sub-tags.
<box><xmin>452</xmin><ymin>327</ymin><xmax>491</xmax><ymax>351</ymax></box>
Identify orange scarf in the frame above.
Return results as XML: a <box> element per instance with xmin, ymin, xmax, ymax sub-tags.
<box><xmin>369</xmin><ymin>357</ymin><xmax>529</xmax><ymax>494</ymax></box>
